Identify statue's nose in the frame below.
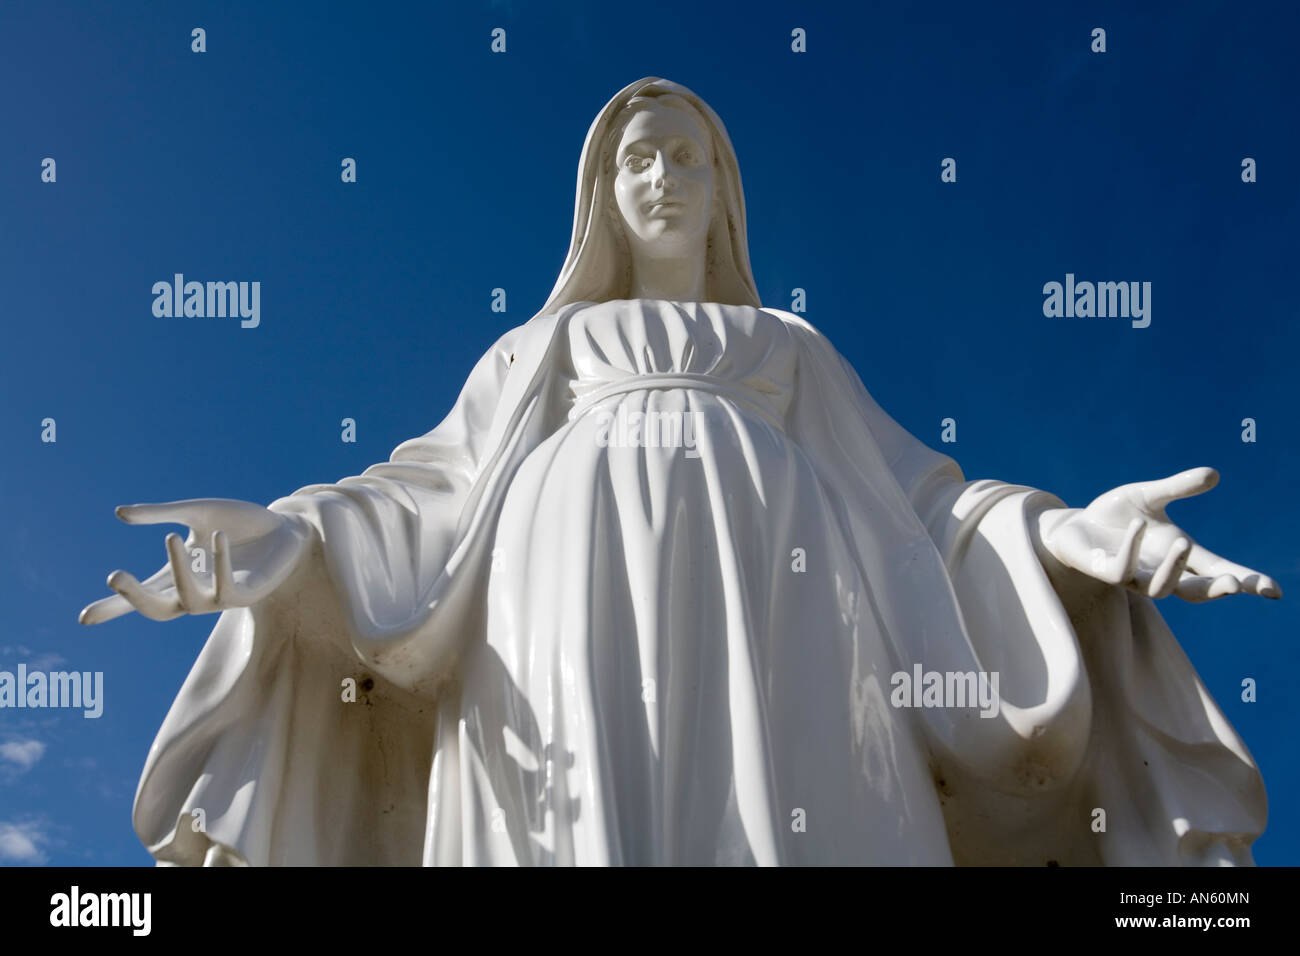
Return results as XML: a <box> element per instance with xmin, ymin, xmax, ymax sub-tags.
<box><xmin>651</xmin><ymin>153</ymin><xmax>677</xmax><ymax>190</ymax></box>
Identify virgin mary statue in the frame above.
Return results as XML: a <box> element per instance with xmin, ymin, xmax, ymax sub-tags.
<box><xmin>83</xmin><ymin>78</ymin><xmax>1275</xmax><ymax>867</ymax></box>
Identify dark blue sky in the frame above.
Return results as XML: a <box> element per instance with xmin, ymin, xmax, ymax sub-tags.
<box><xmin>2</xmin><ymin>0</ymin><xmax>1296</xmax><ymax>865</ymax></box>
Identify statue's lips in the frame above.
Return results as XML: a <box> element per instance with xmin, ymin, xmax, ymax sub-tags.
<box><xmin>646</xmin><ymin>199</ymin><xmax>685</xmax><ymax>213</ymax></box>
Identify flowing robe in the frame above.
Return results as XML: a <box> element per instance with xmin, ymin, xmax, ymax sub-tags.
<box><xmin>132</xmin><ymin>300</ymin><xmax>1266</xmax><ymax>866</ymax></box>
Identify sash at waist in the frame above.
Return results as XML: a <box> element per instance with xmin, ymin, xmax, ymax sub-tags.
<box><xmin>567</xmin><ymin>373</ymin><xmax>787</xmax><ymax>432</ymax></box>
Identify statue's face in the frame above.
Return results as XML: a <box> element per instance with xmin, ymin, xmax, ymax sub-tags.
<box><xmin>612</xmin><ymin>103</ymin><xmax>715</xmax><ymax>256</ymax></box>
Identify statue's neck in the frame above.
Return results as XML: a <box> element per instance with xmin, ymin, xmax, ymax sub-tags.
<box><xmin>627</xmin><ymin>253</ymin><xmax>707</xmax><ymax>302</ymax></box>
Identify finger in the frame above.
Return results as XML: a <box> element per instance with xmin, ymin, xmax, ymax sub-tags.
<box><xmin>1108</xmin><ymin>518</ymin><xmax>1146</xmax><ymax>584</ymax></box>
<box><xmin>118</xmin><ymin>499</ymin><xmax>284</xmax><ymax>544</ymax></box>
<box><xmin>1138</xmin><ymin>467</ymin><xmax>1219</xmax><ymax>511</ymax></box>
<box><xmin>1173</xmin><ymin>573</ymin><xmax>1242</xmax><ymax>603</ymax></box>
<box><xmin>166</xmin><ymin>533</ymin><xmax>206</xmax><ymax>612</ymax></box>
<box><xmin>1186</xmin><ymin>544</ymin><xmax>1281</xmax><ymax>597</ymax></box>
<box><xmin>1236</xmin><ymin>574</ymin><xmax>1281</xmax><ymax>598</ymax></box>
<box><xmin>116</xmin><ymin>501</ymin><xmax>210</xmax><ymax>527</ymax></box>
<box><xmin>1145</xmin><ymin>537</ymin><xmax>1191</xmax><ymax>599</ymax></box>
<box><xmin>78</xmin><ymin>593</ymin><xmax>135</xmax><ymax>625</ymax></box>
<box><xmin>106</xmin><ymin>569</ymin><xmax>183</xmax><ymax>621</ymax></box>
<box><xmin>212</xmin><ymin>530</ymin><xmax>236</xmax><ymax>606</ymax></box>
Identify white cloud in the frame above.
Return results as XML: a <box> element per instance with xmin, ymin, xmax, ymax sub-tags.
<box><xmin>0</xmin><ymin>739</ymin><xmax>47</xmax><ymax>772</ymax></box>
<box><xmin>0</xmin><ymin>821</ymin><xmax>49</xmax><ymax>863</ymax></box>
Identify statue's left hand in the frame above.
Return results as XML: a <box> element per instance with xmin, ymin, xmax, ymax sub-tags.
<box><xmin>1038</xmin><ymin>467</ymin><xmax>1281</xmax><ymax>602</ymax></box>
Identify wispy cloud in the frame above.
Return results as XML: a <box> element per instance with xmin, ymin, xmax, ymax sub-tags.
<box><xmin>0</xmin><ymin>647</ymin><xmax>68</xmax><ymax>670</ymax></box>
<box><xmin>0</xmin><ymin>739</ymin><xmax>47</xmax><ymax>772</ymax></box>
<box><xmin>0</xmin><ymin>820</ymin><xmax>50</xmax><ymax>864</ymax></box>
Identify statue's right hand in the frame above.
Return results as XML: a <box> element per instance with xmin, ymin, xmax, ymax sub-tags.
<box><xmin>78</xmin><ymin>498</ymin><xmax>314</xmax><ymax>625</ymax></box>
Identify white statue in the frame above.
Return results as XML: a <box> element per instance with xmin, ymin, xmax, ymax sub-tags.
<box><xmin>81</xmin><ymin>78</ymin><xmax>1276</xmax><ymax>866</ymax></box>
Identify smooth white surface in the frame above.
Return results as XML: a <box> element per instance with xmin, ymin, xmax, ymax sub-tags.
<box><xmin>82</xmin><ymin>78</ymin><xmax>1271</xmax><ymax>866</ymax></box>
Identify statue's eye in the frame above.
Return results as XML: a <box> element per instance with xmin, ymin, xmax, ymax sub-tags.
<box><xmin>624</xmin><ymin>155</ymin><xmax>650</xmax><ymax>172</ymax></box>
<box><xmin>676</xmin><ymin>149</ymin><xmax>696</xmax><ymax>165</ymax></box>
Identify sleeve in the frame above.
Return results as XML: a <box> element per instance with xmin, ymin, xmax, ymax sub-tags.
<box><xmin>132</xmin><ymin>326</ymin><xmax>526</xmax><ymax>866</ymax></box>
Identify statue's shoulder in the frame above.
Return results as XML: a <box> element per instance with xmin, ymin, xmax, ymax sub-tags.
<box><xmin>484</xmin><ymin>301</ymin><xmax>595</xmax><ymax>372</ymax></box>
<box><xmin>494</xmin><ymin>303</ymin><xmax>584</xmax><ymax>351</ymax></box>
<box><xmin>757</xmin><ymin>306</ymin><xmax>833</xmax><ymax>348</ymax></box>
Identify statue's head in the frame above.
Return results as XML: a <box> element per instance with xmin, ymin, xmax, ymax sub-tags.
<box><xmin>538</xmin><ymin>78</ymin><xmax>760</xmax><ymax>312</ymax></box>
